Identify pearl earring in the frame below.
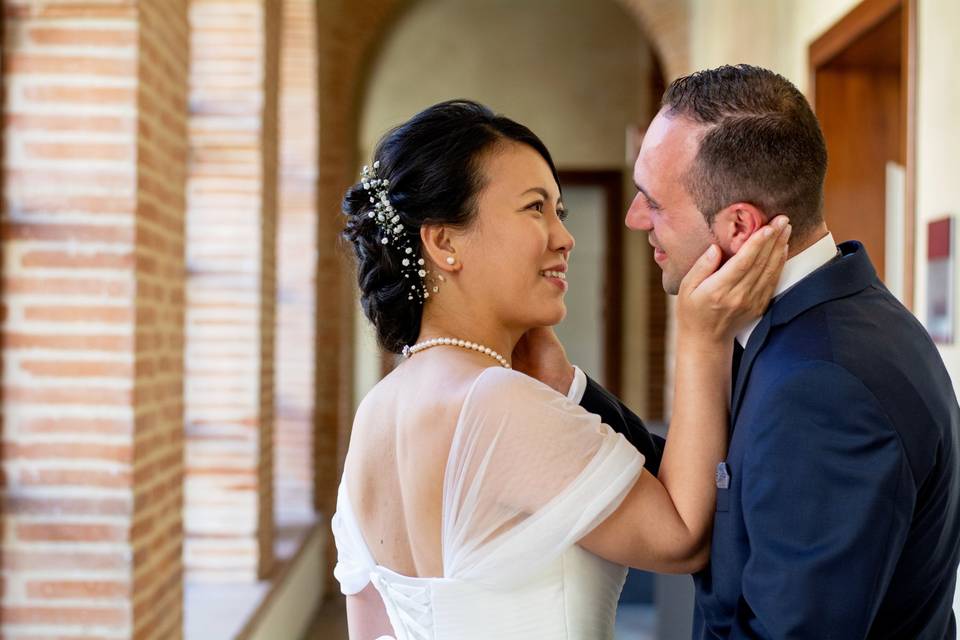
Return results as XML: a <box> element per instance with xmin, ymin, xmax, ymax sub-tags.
<box><xmin>446</xmin><ymin>256</ymin><xmax>456</xmax><ymax>265</ymax></box>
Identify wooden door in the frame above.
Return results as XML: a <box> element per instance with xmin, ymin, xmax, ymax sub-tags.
<box><xmin>810</xmin><ymin>0</ymin><xmax>916</xmax><ymax>305</ymax></box>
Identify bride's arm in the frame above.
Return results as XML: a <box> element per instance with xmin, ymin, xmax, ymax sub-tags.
<box><xmin>579</xmin><ymin>217</ymin><xmax>790</xmax><ymax>574</ymax></box>
<box><xmin>578</xmin><ymin>337</ymin><xmax>729</xmax><ymax>573</ymax></box>
<box><xmin>346</xmin><ymin>585</ymin><xmax>394</xmax><ymax>639</ymax></box>
<box><xmin>512</xmin><ymin>328</ymin><xmax>665</xmax><ymax>474</ymax></box>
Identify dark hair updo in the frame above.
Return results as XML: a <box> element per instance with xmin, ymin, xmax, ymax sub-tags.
<box><xmin>341</xmin><ymin>99</ymin><xmax>559</xmax><ymax>354</ymax></box>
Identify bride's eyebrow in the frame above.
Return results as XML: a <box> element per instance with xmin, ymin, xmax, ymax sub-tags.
<box><xmin>519</xmin><ymin>187</ymin><xmax>557</xmax><ymax>201</ymax></box>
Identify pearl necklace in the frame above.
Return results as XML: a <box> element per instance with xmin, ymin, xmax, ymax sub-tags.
<box><xmin>402</xmin><ymin>337</ymin><xmax>511</xmax><ymax>368</ymax></box>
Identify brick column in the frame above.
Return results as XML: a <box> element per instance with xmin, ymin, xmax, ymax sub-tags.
<box><xmin>1</xmin><ymin>1</ymin><xmax>188</xmax><ymax>638</ymax></box>
<box><xmin>184</xmin><ymin>0</ymin><xmax>280</xmax><ymax>583</ymax></box>
<box><xmin>274</xmin><ymin>0</ymin><xmax>317</xmax><ymax>525</ymax></box>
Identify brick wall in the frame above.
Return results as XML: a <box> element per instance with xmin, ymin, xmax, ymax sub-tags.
<box><xmin>258</xmin><ymin>0</ymin><xmax>279</xmax><ymax>578</ymax></box>
<box><xmin>1</xmin><ymin>0</ymin><xmax>188</xmax><ymax>637</ymax></box>
<box><xmin>132</xmin><ymin>0</ymin><xmax>188</xmax><ymax>636</ymax></box>
<box><xmin>274</xmin><ymin>0</ymin><xmax>316</xmax><ymax>524</ymax></box>
<box><xmin>183</xmin><ymin>0</ymin><xmax>279</xmax><ymax>583</ymax></box>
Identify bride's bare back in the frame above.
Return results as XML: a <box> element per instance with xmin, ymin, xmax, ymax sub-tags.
<box><xmin>343</xmin><ymin>350</ymin><xmax>487</xmax><ymax>578</ymax></box>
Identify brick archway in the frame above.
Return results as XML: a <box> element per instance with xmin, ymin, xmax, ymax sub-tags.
<box><xmin>313</xmin><ymin>0</ymin><xmax>690</xmax><ymax>589</ymax></box>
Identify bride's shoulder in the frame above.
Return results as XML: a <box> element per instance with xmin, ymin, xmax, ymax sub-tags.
<box><xmin>467</xmin><ymin>367</ymin><xmax>567</xmax><ymax>405</ymax></box>
<box><xmin>353</xmin><ymin>364</ymin><xmax>577</xmax><ymax>438</ymax></box>
<box><xmin>353</xmin><ymin>361</ymin><xmax>493</xmax><ymax>428</ymax></box>
<box><xmin>462</xmin><ymin>367</ymin><xmax>589</xmax><ymax>429</ymax></box>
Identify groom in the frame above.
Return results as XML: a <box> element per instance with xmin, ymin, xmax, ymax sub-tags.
<box><xmin>520</xmin><ymin>64</ymin><xmax>960</xmax><ymax>638</ymax></box>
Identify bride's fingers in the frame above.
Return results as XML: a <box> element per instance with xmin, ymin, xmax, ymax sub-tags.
<box><xmin>679</xmin><ymin>243</ymin><xmax>722</xmax><ymax>295</ymax></box>
<box><xmin>735</xmin><ymin>217</ymin><xmax>791</xmax><ymax>297</ymax></box>
<box><xmin>749</xmin><ymin>226</ymin><xmax>790</xmax><ymax>312</ymax></box>
<box><xmin>697</xmin><ymin>216</ymin><xmax>787</xmax><ymax>296</ymax></box>
<box><xmin>757</xmin><ymin>223</ymin><xmax>791</xmax><ymax>292</ymax></box>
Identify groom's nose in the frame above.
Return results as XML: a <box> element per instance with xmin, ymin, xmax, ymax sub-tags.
<box><xmin>625</xmin><ymin>193</ymin><xmax>652</xmax><ymax>231</ymax></box>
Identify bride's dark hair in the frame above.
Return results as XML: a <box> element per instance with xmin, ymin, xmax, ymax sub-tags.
<box><xmin>342</xmin><ymin>99</ymin><xmax>560</xmax><ymax>353</ymax></box>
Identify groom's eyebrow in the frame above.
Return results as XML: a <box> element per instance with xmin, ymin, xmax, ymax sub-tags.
<box><xmin>634</xmin><ymin>183</ymin><xmax>661</xmax><ymax>209</ymax></box>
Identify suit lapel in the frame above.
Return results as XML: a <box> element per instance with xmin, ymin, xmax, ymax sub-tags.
<box><xmin>728</xmin><ymin>241</ymin><xmax>878</xmax><ymax>426</ymax></box>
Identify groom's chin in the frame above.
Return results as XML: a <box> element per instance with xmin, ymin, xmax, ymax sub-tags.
<box><xmin>662</xmin><ymin>273</ymin><xmax>681</xmax><ymax>296</ymax></box>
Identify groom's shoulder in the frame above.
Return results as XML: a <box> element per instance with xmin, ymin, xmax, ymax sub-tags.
<box><xmin>752</xmin><ymin>287</ymin><xmax>941</xmax><ymax>411</ymax></box>
<box><xmin>759</xmin><ymin>283</ymin><xmax>955</xmax><ymax>429</ymax></box>
<box><xmin>769</xmin><ymin>281</ymin><xmax>928</xmax><ymax>363</ymax></box>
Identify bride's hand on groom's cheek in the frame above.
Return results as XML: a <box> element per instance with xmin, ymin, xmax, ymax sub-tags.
<box><xmin>678</xmin><ymin>215</ymin><xmax>791</xmax><ymax>344</ymax></box>
<box><xmin>512</xmin><ymin>327</ymin><xmax>575</xmax><ymax>395</ymax></box>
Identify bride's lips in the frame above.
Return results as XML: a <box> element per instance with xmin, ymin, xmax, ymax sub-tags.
<box><xmin>540</xmin><ymin>266</ymin><xmax>568</xmax><ymax>292</ymax></box>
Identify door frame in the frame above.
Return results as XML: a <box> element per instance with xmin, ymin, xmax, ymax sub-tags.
<box><xmin>809</xmin><ymin>0</ymin><xmax>917</xmax><ymax>309</ymax></box>
<box><xmin>557</xmin><ymin>169</ymin><xmax>624</xmax><ymax>396</ymax></box>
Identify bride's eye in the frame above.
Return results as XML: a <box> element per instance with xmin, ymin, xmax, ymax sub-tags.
<box><xmin>557</xmin><ymin>209</ymin><xmax>568</xmax><ymax>222</ymax></box>
<box><xmin>526</xmin><ymin>201</ymin><xmax>545</xmax><ymax>213</ymax></box>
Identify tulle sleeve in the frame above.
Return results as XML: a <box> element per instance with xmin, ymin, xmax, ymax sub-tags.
<box><xmin>442</xmin><ymin>368</ymin><xmax>644</xmax><ymax>587</ymax></box>
<box><xmin>332</xmin><ymin>482</ymin><xmax>377</xmax><ymax>595</ymax></box>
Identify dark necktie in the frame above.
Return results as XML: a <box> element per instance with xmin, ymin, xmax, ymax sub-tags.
<box><xmin>732</xmin><ymin>341</ymin><xmax>745</xmax><ymax>394</ymax></box>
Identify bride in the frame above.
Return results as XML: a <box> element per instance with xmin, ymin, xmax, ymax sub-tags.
<box><xmin>334</xmin><ymin>100</ymin><xmax>790</xmax><ymax>639</ymax></box>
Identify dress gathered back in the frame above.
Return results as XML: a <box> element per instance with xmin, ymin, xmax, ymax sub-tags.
<box><xmin>332</xmin><ymin>367</ymin><xmax>644</xmax><ymax>640</ymax></box>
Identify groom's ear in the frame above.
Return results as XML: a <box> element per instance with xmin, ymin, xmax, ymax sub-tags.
<box><xmin>711</xmin><ymin>202</ymin><xmax>768</xmax><ymax>255</ymax></box>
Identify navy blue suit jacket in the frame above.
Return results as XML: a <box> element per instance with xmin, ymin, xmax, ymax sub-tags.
<box><xmin>580</xmin><ymin>374</ymin><xmax>665</xmax><ymax>476</ymax></box>
<box><xmin>693</xmin><ymin>241</ymin><xmax>960</xmax><ymax>639</ymax></box>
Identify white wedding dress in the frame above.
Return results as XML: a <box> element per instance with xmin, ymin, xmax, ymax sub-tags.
<box><xmin>332</xmin><ymin>367</ymin><xmax>644</xmax><ymax>639</ymax></box>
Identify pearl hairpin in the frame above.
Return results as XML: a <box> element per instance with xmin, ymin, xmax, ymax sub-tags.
<box><xmin>361</xmin><ymin>161</ymin><xmax>431</xmax><ymax>302</ymax></box>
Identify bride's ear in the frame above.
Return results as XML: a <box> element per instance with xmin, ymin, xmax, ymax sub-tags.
<box><xmin>421</xmin><ymin>224</ymin><xmax>462</xmax><ymax>273</ymax></box>
<box><xmin>711</xmin><ymin>202</ymin><xmax>769</xmax><ymax>255</ymax></box>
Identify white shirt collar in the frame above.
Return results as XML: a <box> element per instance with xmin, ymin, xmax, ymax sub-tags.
<box><xmin>736</xmin><ymin>231</ymin><xmax>838</xmax><ymax>347</ymax></box>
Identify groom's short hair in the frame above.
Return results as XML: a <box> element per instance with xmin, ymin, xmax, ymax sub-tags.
<box><xmin>662</xmin><ymin>64</ymin><xmax>828</xmax><ymax>241</ymax></box>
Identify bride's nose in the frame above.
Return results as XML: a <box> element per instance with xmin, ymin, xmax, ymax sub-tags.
<box><xmin>550</xmin><ymin>216</ymin><xmax>574</xmax><ymax>258</ymax></box>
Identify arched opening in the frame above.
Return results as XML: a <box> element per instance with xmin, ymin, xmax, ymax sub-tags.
<box><xmin>312</xmin><ymin>0</ymin><xmax>689</xmax><ymax>585</ymax></box>
<box><xmin>347</xmin><ymin>0</ymin><xmax>670</xmax><ymax>634</ymax></box>
<box><xmin>309</xmin><ymin>0</ymin><xmax>691</xmax><ymax>630</ymax></box>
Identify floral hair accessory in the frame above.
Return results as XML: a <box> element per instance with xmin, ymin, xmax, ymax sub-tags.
<box><xmin>362</xmin><ymin>161</ymin><xmax>430</xmax><ymax>303</ymax></box>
